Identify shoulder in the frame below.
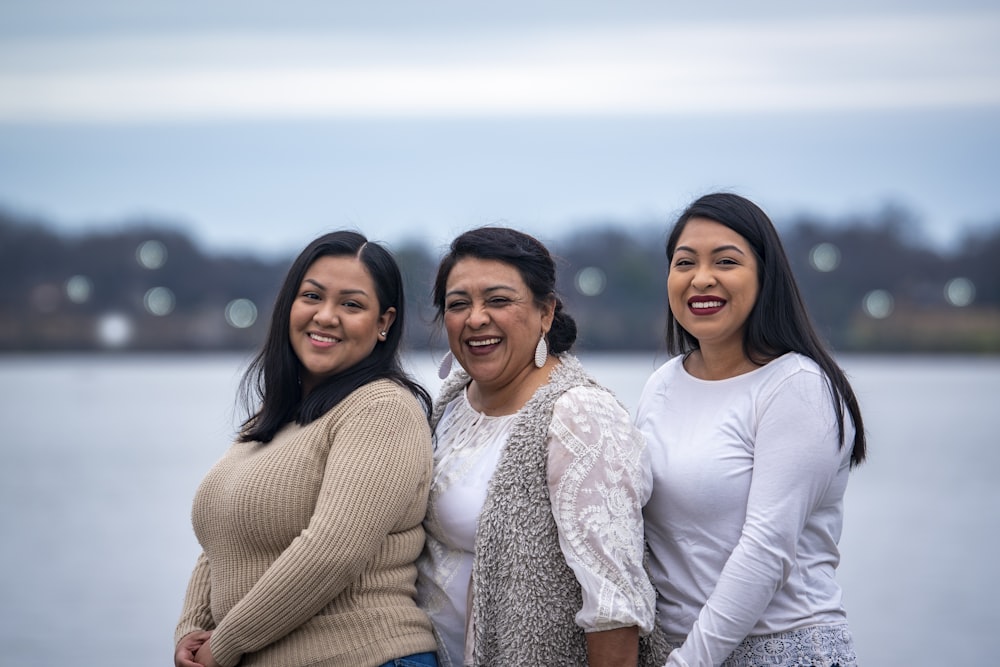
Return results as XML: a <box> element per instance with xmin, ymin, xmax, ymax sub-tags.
<box><xmin>329</xmin><ymin>379</ymin><xmax>429</xmax><ymax>426</ymax></box>
<box><xmin>753</xmin><ymin>353</ymin><xmax>836</xmax><ymax>415</ymax></box>
<box><xmin>344</xmin><ymin>377</ymin><xmax>415</xmax><ymax>403</ymax></box>
<box><xmin>651</xmin><ymin>354</ymin><xmax>685</xmax><ymax>378</ymax></box>
<box><xmin>768</xmin><ymin>351</ymin><xmax>821</xmax><ymax>374</ymax></box>
<box><xmin>551</xmin><ymin>386</ymin><xmax>639</xmax><ymax>448</ymax></box>
<box><xmin>548</xmin><ymin>353</ymin><xmax>590</xmax><ymax>385</ymax></box>
<box><xmin>555</xmin><ymin>384</ymin><xmax>623</xmax><ymax>415</ymax></box>
<box><xmin>432</xmin><ymin>369</ymin><xmax>471</xmax><ymax>423</ymax></box>
<box><xmin>549</xmin><ymin>362</ymin><xmax>637</xmax><ymax>430</ymax></box>
<box><xmin>515</xmin><ymin>353</ymin><xmax>595</xmax><ymax>411</ymax></box>
<box><xmin>639</xmin><ymin>355</ymin><xmax>685</xmax><ymax>395</ymax></box>
<box><xmin>758</xmin><ymin>352</ymin><xmax>826</xmax><ymax>390</ymax></box>
<box><xmin>355</xmin><ymin>377</ymin><xmax>415</xmax><ymax>399</ymax></box>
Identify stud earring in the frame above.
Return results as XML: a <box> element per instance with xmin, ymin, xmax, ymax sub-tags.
<box><xmin>437</xmin><ymin>350</ymin><xmax>455</xmax><ymax>379</ymax></box>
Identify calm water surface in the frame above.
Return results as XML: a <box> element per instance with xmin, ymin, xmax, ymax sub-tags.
<box><xmin>1</xmin><ymin>352</ymin><xmax>997</xmax><ymax>666</ymax></box>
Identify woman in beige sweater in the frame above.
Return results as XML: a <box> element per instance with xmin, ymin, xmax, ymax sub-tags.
<box><xmin>174</xmin><ymin>231</ymin><xmax>438</xmax><ymax>667</ymax></box>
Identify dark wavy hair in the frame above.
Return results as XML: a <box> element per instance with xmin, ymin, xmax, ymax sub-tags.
<box><xmin>666</xmin><ymin>193</ymin><xmax>866</xmax><ymax>466</ymax></box>
<box><xmin>432</xmin><ymin>226</ymin><xmax>577</xmax><ymax>354</ymax></box>
<box><xmin>238</xmin><ymin>230</ymin><xmax>431</xmax><ymax>443</ymax></box>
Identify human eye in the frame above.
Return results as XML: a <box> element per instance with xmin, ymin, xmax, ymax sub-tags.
<box><xmin>487</xmin><ymin>295</ymin><xmax>513</xmax><ymax>306</ymax></box>
<box><xmin>342</xmin><ymin>300</ymin><xmax>364</xmax><ymax>310</ymax></box>
<box><xmin>672</xmin><ymin>257</ymin><xmax>694</xmax><ymax>268</ymax></box>
<box><xmin>445</xmin><ymin>299</ymin><xmax>469</xmax><ymax>311</ymax></box>
<box><xmin>300</xmin><ymin>290</ymin><xmax>321</xmax><ymax>300</ymax></box>
<box><xmin>717</xmin><ymin>257</ymin><xmax>740</xmax><ymax>266</ymax></box>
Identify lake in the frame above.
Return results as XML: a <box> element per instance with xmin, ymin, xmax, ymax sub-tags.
<box><xmin>1</xmin><ymin>351</ymin><xmax>997</xmax><ymax>665</ymax></box>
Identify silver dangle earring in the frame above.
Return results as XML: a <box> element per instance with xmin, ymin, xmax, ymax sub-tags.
<box><xmin>437</xmin><ymin>350</ymin><xmax>455</xmax><ymax>379</ymax></box>
<box><xmin>534</xmin><ymin>334</ymin><xmax>548</xmax><ymax>369</ymax></box>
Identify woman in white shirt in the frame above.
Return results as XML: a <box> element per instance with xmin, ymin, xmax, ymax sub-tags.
<box><xmin>416</xmin><ymin>227</ymin><xmax>664</xmax><ymax>666</ymax></box>
<box><xmin>636</xmin><ymin>193</ymin><xmax>867</xmax><ymax>667</ymax></box>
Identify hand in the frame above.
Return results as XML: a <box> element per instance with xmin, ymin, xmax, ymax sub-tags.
<box><xmin>194</xmin><ymin>634</ymin><xmax>222</xmax><ymax>667</ymax></box>
<box><xmin>175</xmin><ymin>630</ymin><xmax>211</xmax><ymax>667</ymax></box>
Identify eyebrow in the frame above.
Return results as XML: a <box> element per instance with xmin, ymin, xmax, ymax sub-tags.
<box><xmin>675</xmin><ymin>244</ymin><xmax>747</xmax><ymax>256</ymax></box>
<box><xmin>303</xmin><ymin>279</ymin><xmax>369</xmax><ymax>296</ymax></box>
<box><xmin>445</xmin><ymin>284</ymin><xmax>518</xmax><ymax>299</ymax></box>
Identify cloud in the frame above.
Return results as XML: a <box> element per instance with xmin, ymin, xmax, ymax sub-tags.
<box><xmin>1</xmin><ymin>12</ymin><xmax>998</xmax><ymax>122</ymax></box>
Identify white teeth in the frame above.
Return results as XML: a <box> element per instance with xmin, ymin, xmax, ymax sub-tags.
<box><xmin>468</xmin><ymin>338</ymin><xmax>501</xmax><ymax>347</ymax></box>
<box><xmin>309</xmin><ymin>333</ymin><xmax>338</xmax><ymax>343</ymax></box>
<box><xmin>691</xmin><ymin>301</ymin><xmax>724</xmax><ymax>309</ymax></box>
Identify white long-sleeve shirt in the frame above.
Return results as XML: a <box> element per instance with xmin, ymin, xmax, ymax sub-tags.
<box><xmin>636</xmin><ymin>353</ymin><xmax>854</xmax><ymax>667</ymax></box>
<box><xmin>417</xmin><ymin>384</ymin><xmax>655</xmax><ymax>666</ymax></box>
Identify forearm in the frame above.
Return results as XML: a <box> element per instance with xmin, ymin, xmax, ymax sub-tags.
<box><xmin>586</xmin><ymin>626</ymin><xmax>639</xmax><ymax>667</ymax></box>
<box><xmin>175</xmin><ymin>553</ymin><xmax>215</xmax><ymax>644</ymax></box>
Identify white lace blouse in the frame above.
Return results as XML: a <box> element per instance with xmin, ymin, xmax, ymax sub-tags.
<box><xmin>416</xmin><ymin>384</ymin><xmax>655</xmax><ymax>666</ymax></box>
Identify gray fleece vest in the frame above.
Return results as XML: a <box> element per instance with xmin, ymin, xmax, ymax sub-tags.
<box><xmin>431</xmin><ymin>354</ymin><xmax>669</xmax><ymax>666</ymax></box>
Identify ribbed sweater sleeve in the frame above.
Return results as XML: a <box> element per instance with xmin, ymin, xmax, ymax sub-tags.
<box><xmin>174</xmin><ymin>552</ymin><xmax>215</xmax><ymax>643</ymax></box>
<box><xmin>181</xmin><ymin>380</ymin><xmax>432</xmax><ymax>667</ymax></box>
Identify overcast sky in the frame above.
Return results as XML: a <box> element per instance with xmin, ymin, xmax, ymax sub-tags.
<box><xmin>1</xmin><ymin>1</ymin><xmax>998</xmax><ymax>256</ymax></box>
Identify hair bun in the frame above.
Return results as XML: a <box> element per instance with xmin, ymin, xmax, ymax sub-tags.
<box><xmin>548</xmin><ymin>299</ymin><xmax>577</xmax><ymax>353</ymax></box>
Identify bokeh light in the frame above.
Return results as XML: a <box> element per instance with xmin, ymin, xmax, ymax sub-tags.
<box><xmin>136</xmin><ymin>240</ymin><xmax>167</xmax><ymax>269</ymax></box>
<box><xmin>863</xmin><ymin>289</ymin><xmax>894</xmax><ymax>319</ymax></box>
<box><xmin>944</xmin><ymin>277</ymin><xmax>975</xmax><ymax>307</ymax></box>
<box><xmin>808</xmin><ymin>242</ymin><xmax>841</xmax><ymax>272</ymax></box>
<box><xmin>225</xmin><ymin>298</ymin><xmax>258</xmax><ymax>329</ymax></box>
<box><xmin>65</xmin><ymin>275</ymin><xmax>93</xmax><ymax>304</ymax></box>
<box><xmin>96</xmin><ymin>313</ymin><xmax>133</xmax><ymax>347</ymax></box>
<box><xmin>575</xmin><ymin>266</ymin><xmax>607</xmax><ymax>297</ymax></box>
<box><xmin>143</xmin><ymin>286</ymin><xmax>175</xmax><ymax>316</ymax></box>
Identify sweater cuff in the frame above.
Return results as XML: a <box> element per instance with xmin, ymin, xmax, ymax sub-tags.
<box><xmin>205</xmin><ymin>631</ymin><xmax>242</xmax><ymax>667</ymax></box>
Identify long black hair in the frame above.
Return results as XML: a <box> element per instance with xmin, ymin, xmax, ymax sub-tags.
<box><xmin>238</xmin><ymin>230</ymin><xmax>431</xmax><ymax>443</ymax></box>
<box><xmin>666</xmin><ymin>193</ymin><xmax>866</xmax><ymax>466</ymax></box>
<box><xmin>432</xmin><ymin>226</ymin><xmax>577</xmax><ymax>354</ymax></box>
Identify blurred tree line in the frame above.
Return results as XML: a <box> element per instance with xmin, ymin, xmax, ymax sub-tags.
<box><xmin>1</xmin><ymin>205</ymin><xmax>998</xmax><ymax>354</ymax></box>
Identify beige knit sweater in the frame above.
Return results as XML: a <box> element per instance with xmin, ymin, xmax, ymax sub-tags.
<box><xmin>175</xmin><ymin>379</ymin><xmax>437</xmax><ymax>667</ymax></box>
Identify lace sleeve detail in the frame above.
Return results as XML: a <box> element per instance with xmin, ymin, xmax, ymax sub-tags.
<box><xmin>547</xmin><ymin>385</ymin><xmax>656</xmax><ymax>634</ymax></box>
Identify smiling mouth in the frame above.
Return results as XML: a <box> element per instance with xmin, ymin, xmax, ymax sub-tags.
<box><xmin>467</xmin><ymin>337</ymin><xmax>501</xmax><ymax>347</ymax></box>
<box><xmin>690</xmin><ymin>300</ymin><xmax>724</xmax><ymax>309</ymax></box>
<box><xmin>309</xmin><ymin>332</ymin><xmax>340</xmax><ymax>343</ymax></box>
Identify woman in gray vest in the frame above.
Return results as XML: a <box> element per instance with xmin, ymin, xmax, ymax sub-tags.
<box><xmin>416</xmin><ymin>227</ymin><xmax>665</xmax><ymax>666</ymax></box>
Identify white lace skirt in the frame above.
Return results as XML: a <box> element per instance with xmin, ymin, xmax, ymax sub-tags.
<box><xmin>667</xmin><ymin>623</ymin><xmax>858</xmax><ymax>667</ymax></box>
<box><xmin>724</xmin><ymin>623</ymin><xmax>857</xmax><ymax>667</ymax></box>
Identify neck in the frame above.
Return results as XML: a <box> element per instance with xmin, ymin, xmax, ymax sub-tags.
<box><xmin>685</xmin><ymin>344</ymin><xmax>760</xmax><ymax>381</ymax></box>
<box><xmin>468</xmin><ymin>357</ymin><xmax>557</xmax><ymax>416</ymax></box>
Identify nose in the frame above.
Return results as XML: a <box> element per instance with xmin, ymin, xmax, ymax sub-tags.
<box><xmin>467</xmin><ymin>301</ymin><xmax>490</xmax><ymax>328</ymax></box>
<box><xmin>313</xmin><ymin>302</ymin><xmax>339</xmax><ymax>327</ymax></box>
<box><xmin>692</xmin><ymin>264</ymin><xmax>717</xmax><ymax>290</ymax></box>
